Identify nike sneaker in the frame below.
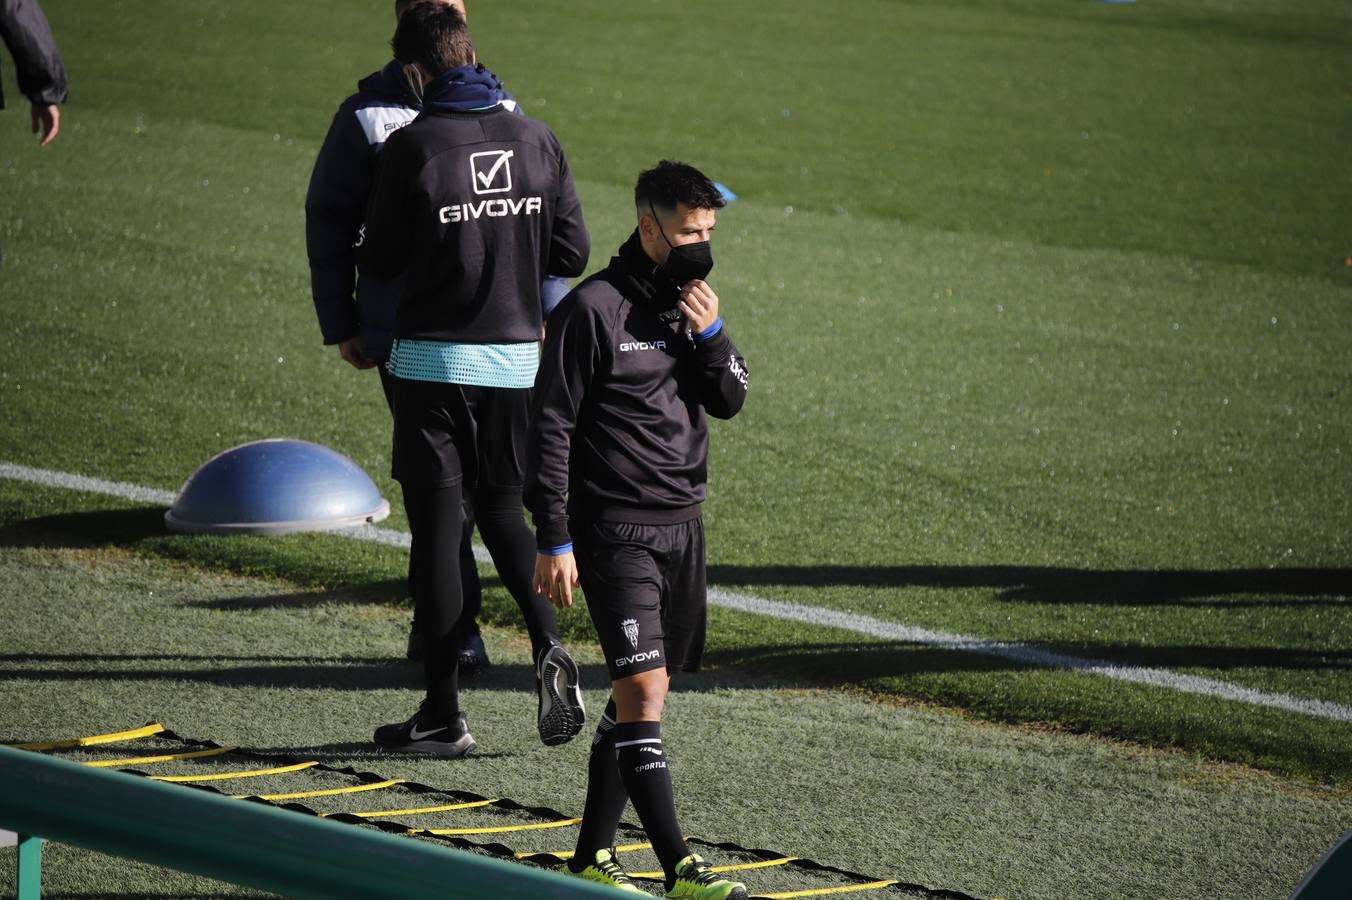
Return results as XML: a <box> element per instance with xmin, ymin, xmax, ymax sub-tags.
<box><xmin>456</xmin><ymin>631</ymin><xmax>491</xmax><ymax>674</ymax></box>
<box><xmin>565</xmin><ymin>848</ymin><xmax>647</xmax><ymax>894</ymax></box>
<box><xmin>373</xmin><ymin>703</ymin><xmax>475</xmax><ymax>758</ymax></box>
<box><xmin>536</xmin><ymin>642</ymin><xmax>585</xmax><ymax>746</ymax></box>
<box><xmin>665</xmin><ymin>854</ymin><xmax>747</xmax><ymax>900</ymax></box>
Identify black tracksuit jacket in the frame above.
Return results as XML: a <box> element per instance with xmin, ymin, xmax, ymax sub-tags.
<box><xmin>357</xmin><ymin>103</ymin><xmax>588</xmax><ymax>344</ymax></box>
<box><xmin>525</xmin><ymin>233</ymin><xmax>750</xmax><ymax>550</ymax></box>
<box><xmin>0</xmin><ymin>0</ymin><xmax>68</xmax><ymax>110</ymax></box>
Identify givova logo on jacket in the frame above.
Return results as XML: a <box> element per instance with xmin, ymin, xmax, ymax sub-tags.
<box><xmin>438</xmin><ymin>149</ymin><xmax>544</xmax><ymax>223</ymax></box>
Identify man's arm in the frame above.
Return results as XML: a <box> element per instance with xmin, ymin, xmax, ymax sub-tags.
<box><xmin>0</xmin><ymin>0</ymin><xmax>69</xmax><ymax>146</ymax></box>
<box><xmin>546</xmin><ymin>144</ymin><xmax>589</xmax><ymax>278</ymax></box>
<box><xmin>525</xmin><ymin>293</ymin><xmax>599</xmax><ymax>606</ymax></box>
<box><xmin>679</xmin><ymin>279</ymin><xmax>749</xmax><ymax>420</ymax></box>
<box><xmin>356</xmin><ymin>129</ymin><xmax>419</xmax><ymax>279</ymax></box>
<box><xmin>304</xmin><ymin>103</ymin><xmax>374</xmax><ymax>353</ymax></box>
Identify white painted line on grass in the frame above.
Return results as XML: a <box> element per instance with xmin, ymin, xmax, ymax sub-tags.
<box><xmin>707</xmin><ymin>589</ymin><xmax>1352</xmax><ymax>723</ymax></box>
<box><xmin>5</xmin><ymin>461</ymin><xmax>1350</xmax><ymax>723</ymax></box>
<box><xmin>1</xmin><ymin>462</ymin><xmax>177</xmax><ymax>506</ymax></box>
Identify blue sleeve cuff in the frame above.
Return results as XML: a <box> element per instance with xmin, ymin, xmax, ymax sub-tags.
<box><xmin>540</xmin><ymin>543</ymin><xmax>573</xmax><ymax>556</ymax></box>
<box><xmin>693</xmin><ymin>317</ymin><xmax>724</xmax><ymax>342</ymax></box>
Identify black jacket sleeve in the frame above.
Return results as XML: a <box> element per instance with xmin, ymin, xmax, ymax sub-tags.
<box><xmin>0</xmin><ymin>0</ymin><xmax>68</xmax><ymax>108</ymax></box>
<box><xmin>356</xmin><ymin>128</ymin><xmax>420</xmax><ymax>280</ymax></box>
<box><xmin>304</xmin><ymin>102</ymin><xmax>372</xmax><ymax>345</ymax></box>
<box><xmin>691</xmin><ymin>326</ymin><xmax>749</xmax><ymax>420</ymax></box>
<box><xmin>525</xmin><ymin>294</ymin><xmax>601</xmax><ymax>549</ymax></box>
<box><xmin>546</xmin><ymin>145</ymin><xmax>589</xmax><ymax>279</ymax></box>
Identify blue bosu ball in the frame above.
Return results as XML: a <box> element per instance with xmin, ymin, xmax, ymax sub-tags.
<box><xmin>165</xmin><ymin>439</ymin><xmax>390</xmax><ymax>535</ymax></box>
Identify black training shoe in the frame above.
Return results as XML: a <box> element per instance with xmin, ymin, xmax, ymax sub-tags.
<box><xmin>456</xmin><ymin>632</ymin><xmax>491</xmax><ymax>674</ymax></box>
<box><xmin>536</xmin><ymin>643</ymin><xmax>585</xmax><ymax>746</ymax></box>
<box><xmin>406</xmin><ymin>624</ymin><xmax>424</xmax><ymax>661</ymax></box>
<box><xmin>374</xmin><ymin>703</ymin><xmax>475</xmax><ymax>758</ymax></box>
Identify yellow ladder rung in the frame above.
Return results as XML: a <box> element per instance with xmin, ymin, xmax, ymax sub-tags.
<box><xmin>236</xmin><ymin>779</ymin><xmax>404</xmax><ymax>801</ymax></box>
<box><xmin>338</xmin><ymin>798</ymin><xmax>499</xmax><ymax>818</ymax></box>
<box><xmin>150</xmin><ymin>761</ymin><xmax>318</xmax><ymax>783</ymax></box>
<box><xmin>420</xmin><ymin>817</ymin><xmax>582</xmax><ymax>836</ymax></box>
<box><xmin>516</xmin><ymin>840</ymin><xmax>653</xmax><ymax>861</ymax></box>
<box><xmin>632</xmin><ymin>857</ymin><xmax>799</xmax><ymax>879</ymax></box>
<box><xmin>11</xmin><ymin>723</ymin><xmax>166</xmax><ymax>751</ymax></box>
<box><xmin>86</xmin><ymin>746</ymin><xmax>236</xmax><ymax>767</ymax></box>
<box><xmin>756</xmin><ymin>880</ymin><xmax>899</xmax><ymax>899</ymax></box>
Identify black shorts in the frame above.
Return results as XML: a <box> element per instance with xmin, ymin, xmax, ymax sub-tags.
<box><xmin>574</xmin><ymin>517</ymin><xmax>707</xmax><ymax>680</ymax></box>
<box><xmin>390</xmin><ymin>376</ymin><xmax>530</xmax><ymax>492</ymax></box>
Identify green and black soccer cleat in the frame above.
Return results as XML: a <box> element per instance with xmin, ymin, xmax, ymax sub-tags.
<box><xmin>565</xmin><ymin>848</ymin><xmax>648</xmax><ymax>894</ymax></box>
<box><xmin>665</xmin><ymin>854</ymin><xmax>747</xmax><ymax>900</ymax></box>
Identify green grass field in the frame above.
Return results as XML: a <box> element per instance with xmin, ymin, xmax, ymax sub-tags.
<box><xmin>2</xmin><ymin>0</ymin><xmax>1350</xmax><ymax>897</ymax></box>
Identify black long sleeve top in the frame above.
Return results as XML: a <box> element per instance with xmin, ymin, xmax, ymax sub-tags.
<box><xmin>357</xmin><ymin>102</ymin><xmax>588</xmax><ymax>344</ymax></box>
<box><xmin>526</xmin><ymin>232</ymin><xmax>749</xmax><ymax>550</ymax></box>
<box><xmin>0</xmin><ymin>0</ymin><xmax>68</xmax><ymax>109</ymax></box>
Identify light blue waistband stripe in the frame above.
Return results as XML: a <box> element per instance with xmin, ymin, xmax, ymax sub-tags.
<box><xmin>387</xmin><ymin>339</ymin><xmax>539</xmax><ymax>388</ymax></box>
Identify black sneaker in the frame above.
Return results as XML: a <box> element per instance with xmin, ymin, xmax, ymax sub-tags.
<box><xmin>536</xmin><ymin>643</ymin><xmax>585</xmax><ymax>746</ymax></box>
<box><xmin>456</xmin><ymin>632</ymin><xmax>491</xmax><ymax>675</ymax></box>
<box><xmin>374</xmin><ymin>703</ymin><xmax>475</xmax><ymax>758</ymax></box>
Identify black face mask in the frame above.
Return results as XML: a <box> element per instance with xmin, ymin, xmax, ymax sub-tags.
<box><xmin>649</xmin><ymin>201</ymin><xmax>714</xmax><ymax>295</ymax></box>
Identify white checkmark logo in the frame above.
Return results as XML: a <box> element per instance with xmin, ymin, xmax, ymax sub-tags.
<box><xmin>409</xmin><ymin>724</ymin><xmax>448</xmax><ymax>740</ymax></box>
<box><xmin>470</xmin><ymin>150</ymin><xmax>514</xmax><ymax>194</ymax></box>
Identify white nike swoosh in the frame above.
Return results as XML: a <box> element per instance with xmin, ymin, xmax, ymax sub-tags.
<box><xmin>409</xmin><ymin>724</ymin><xmax>448</xmax><ymax>740</ymax></box>
<box><xmin>476</xmin><ymin>150</ymin><xmax>514</xmax><ymax>188</ymax></box>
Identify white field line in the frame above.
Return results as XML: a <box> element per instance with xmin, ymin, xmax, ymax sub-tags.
<box><xmin>4</xmin><ymin>460</ymin><xmax>1350</xmax><ymax>723</ymax></box>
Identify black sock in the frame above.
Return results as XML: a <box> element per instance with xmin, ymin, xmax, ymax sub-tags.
<box><xmin>569</xmin><ymin>700</ymin><xmax>628</xmax><ymax>872</ymax></box>
<box><xmin>613</xmin><ymin>720</ymin><xmax>689</xmax><ymax>885</ymax></box>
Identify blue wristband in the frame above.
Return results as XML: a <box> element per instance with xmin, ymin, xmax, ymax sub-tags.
<box><xmin>693</xmin><ymin>317</ymin><xmax>724</xmax><ymax>341</ymax></box>
<box><xmin>540</xmin><ymin>543</ymin><xmax>573</xmax><ymax>556</ymax></box>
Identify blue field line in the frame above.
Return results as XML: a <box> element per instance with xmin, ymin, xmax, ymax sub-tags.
<box><xmin>3</xmin><ymin>460</ymin><xmax>1350</xmax><ymax>723</ymax></box>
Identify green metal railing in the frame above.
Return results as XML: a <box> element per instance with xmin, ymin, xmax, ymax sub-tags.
<box><xmin>0</xmin><ymin>744</ymin><xmax>614</xmax><ymax>899</ymax></box>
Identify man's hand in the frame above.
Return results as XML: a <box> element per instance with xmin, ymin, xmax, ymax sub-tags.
<box><xmin>533</xmin><ymin>551</ymin><xmax>579</xmax><ymax>608</ymax></box>
<box><xmin>337</xmin><ymin>337</ymin><xmax>377</xmax><ymax>370</ymax></box>
<box><xmin>31</xmin><ymin>105</ymin><xmax>60</xmax><ymax>147</ymax></box>
<box><xmin>677</xmin><ymin>279</ymin><xmax>719</xmax><ymax>334</ymax></box>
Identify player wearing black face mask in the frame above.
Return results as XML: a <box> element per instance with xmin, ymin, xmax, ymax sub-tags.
<box><xmin>525</xmin><ymin>161</ymin><xmax>753</xmax><ymax>899</ymax></box>
<box><xmin>648</xmin><ymin>198</ymin><xmax>715</xmax><ymax>302</ymax></box>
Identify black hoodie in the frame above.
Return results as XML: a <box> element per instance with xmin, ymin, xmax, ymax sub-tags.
<box><xmin>357</xmin><ymin>66</ymin><xmax>589</xmax><ymax>346</ymax></box>
<box><xmin>525</xmin><ymin>232</ymin><xmax>750</xmax><ymax>550</ymax></box>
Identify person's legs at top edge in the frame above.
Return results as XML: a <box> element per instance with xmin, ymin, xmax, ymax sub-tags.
<box><xmin>466</xmin><ymin>383</ymin><xmax>585</xmax><ymax>745</ymax></box>
<box><xmin>372</xmin><ymin>377</ymin><xmax>474</xmax><ymax>758</ymax></box>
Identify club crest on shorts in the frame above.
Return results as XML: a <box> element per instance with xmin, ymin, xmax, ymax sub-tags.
<box><xmin>621</xmin><ymin>618</ymin><xmax>640</xmax><ymax>649</ymax></box>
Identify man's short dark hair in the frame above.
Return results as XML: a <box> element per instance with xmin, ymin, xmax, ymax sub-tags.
<box><xmin>635</xmin><ymin>160</ymin><xmax>726</xmax><ymax>216</ymax></box>
<box><xmin>392</xmin><ymin>2</ymin><xmax>473</xmax><ymax>74</ymax></box>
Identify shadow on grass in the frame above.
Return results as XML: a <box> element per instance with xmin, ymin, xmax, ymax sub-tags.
<box><xmin>704</xmin><ymin>640</ymin><xmax>1352</xmax><ymax>684</ymax></box>
<box><xmin>6</xmin><ymin>507</ymin><xmax>1347</xmax><ymax>609</ymax></box>
<box><xmin>242</xmin><ymin>742</ymin><xmax>515</xmax><ymax>762</ymax></box>
<box><xmin>0</xmin><ymin>654</ymin><xmax>419</xmax><ymax>690</ymax></box>
<box><xmin>0</xmin><ymin>653</ymin><xmax>620</xmax><ymax>694</ymax></box>
<box><xmin>709</xmin><ymin>564</ymin><xmax>1352</xmax><ymax>607</ymax></box>
<box><xmin>0</xmin><ymin>505</ymin><xmax>169</xmax><ymax>546</ymax></box>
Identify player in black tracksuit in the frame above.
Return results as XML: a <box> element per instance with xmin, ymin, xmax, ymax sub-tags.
<box><xmin>356</xmin><ymin>4</ymin><xmax>589</xmax><ymax>757</ymax></box>
<box><xmin>526</xmin><ymin>161</ymin><xmax>751</xmax><ymax>900</ymax></box>
<box><xmin>305</xmin><ymin>0</ymin><xmax>569</xmax><ymax>672</ymax></box>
